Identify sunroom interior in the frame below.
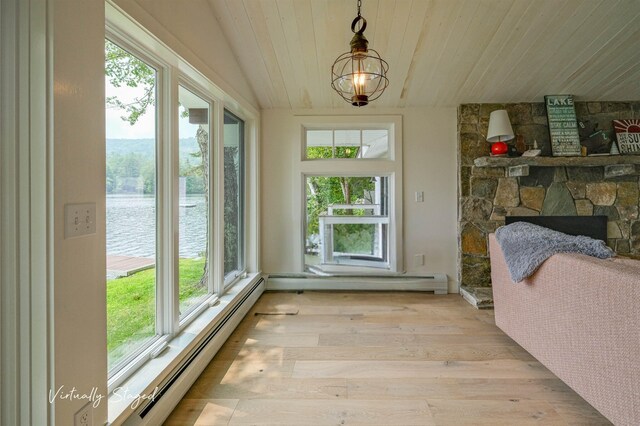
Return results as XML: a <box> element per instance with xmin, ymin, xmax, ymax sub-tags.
<box><xmin>2</xmin><ymin>0</ymin><xmax>640</xmax><ymax>425</ymax></box>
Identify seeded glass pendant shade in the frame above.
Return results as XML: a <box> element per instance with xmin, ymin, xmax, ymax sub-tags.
<box><xmin>331</xmin><ymin>0</ymin><xmax>389</xmax><ymax>107</ymax></box>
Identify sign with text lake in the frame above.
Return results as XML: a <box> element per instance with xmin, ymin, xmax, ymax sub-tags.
<box><xmin>545</xmin><ymin>95</ymin><xmax>582</xmax><ymax>156</ymax></box>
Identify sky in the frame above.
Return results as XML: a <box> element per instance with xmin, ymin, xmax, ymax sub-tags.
<box><xmin>105</xmin><ymin>76</ymin><xmax>198</xmax><ymax>140</ymax></box>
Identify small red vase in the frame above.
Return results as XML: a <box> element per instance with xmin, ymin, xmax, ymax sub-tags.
<box><xmin>491</xmin><ymin>142</ymin><xmax>508</xmax><ymax>156</ymax></box>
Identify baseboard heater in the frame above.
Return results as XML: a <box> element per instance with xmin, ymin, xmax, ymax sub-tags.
<box><xmin>266</xmin><ymin>273</ymin><xmax>448</xmax><ymax>294</ymax></box>
<box><xmin>137</xmin><ymin>277</ymin><xmax>264</xmax><ymax>419</ymax></box>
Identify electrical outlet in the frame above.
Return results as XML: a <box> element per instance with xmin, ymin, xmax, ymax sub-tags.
<box><xmin>74</xmin><ymin>402</ymin><xmax>93</xmax><ymax>426</ymax></box>
<box><xmin>415</xmin><ymin>191</ymin><xmax>424</xmax><ymax>202</ymax></box>
<box><xmin>414</xmin><ymin>253</ymin><xmax>425</xmax><ymax>266</ymax></box>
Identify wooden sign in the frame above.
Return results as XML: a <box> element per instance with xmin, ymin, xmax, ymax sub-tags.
<box><xmin>545</xmin><ymin>95</ymin><xmax>582</xmax><ymax>156</ymax></box>
<box><xmin>612</xmin><ymin>119</ymin><xmax>640</xmax><ymax>154</ymax></box>
<box><xmin>578</xmin><ymin>120</ymin><xmax>612</xmax><ymax>155</ymax></box>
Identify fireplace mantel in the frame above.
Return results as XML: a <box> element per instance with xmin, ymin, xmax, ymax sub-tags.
<box><xmin>458</xmin><ymin>101</ymin><xmax>640</xmax><ymax>296</ymax></box>
<box><xmin>474</xmin><ymin>155</ymin><xmax>640</xmax><ymax>168</ymax></box>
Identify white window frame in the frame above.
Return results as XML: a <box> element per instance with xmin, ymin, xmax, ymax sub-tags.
<box><xmin>294</xmin><ymin>115</ymin><xmax>403</xmax><ymax>273</ymax></box>
<box><xmin>304</xmin><ymin>128</ymin><xmax>392</xmax><ymax>160</ymax></box>
<box><xmin>222</xmin><ymin>107</ymin><xmax>248</xmax><ymax>289</ymax></box>
<box><xmin>105</xmin><ymin>2</ymin><xmax>259</xmax><ymax>405</ymax></box>
<box><xmin>175</xmin><ymin>78</ymin><xmax>216</xmax><ymax>326</ymax></box>
<box><xmin>104</xmin><ymin>31</ymin><xmax>169</xmax><ymax>379</ymax></box>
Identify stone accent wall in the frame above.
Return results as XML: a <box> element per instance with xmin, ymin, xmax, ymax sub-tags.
<box><xmin>458</xmin><ymin>102</ymin><xmax>640</xmax><ymax>289</ymax></box>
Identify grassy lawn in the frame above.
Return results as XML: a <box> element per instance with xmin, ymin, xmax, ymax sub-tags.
<box><xmin>107</xmin><ymin>257</ymin><xmax>207</xmax><ymax>369</ymax></box>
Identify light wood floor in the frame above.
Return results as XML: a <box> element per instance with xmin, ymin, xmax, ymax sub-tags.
<box><xmin>165</xmin><ymin>291</ymin><xmax>610</xmax><ymax>425</ymax></box>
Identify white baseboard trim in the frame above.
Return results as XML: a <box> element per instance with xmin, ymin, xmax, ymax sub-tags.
<box><xmin>125</xmin><ymin>277</ymin><xmax>265</xmax><ymax>426</ymax></box>
<box><xmin>266</xmin><ymin>274</ymin><xmax>448</xmax><ymax>294</ymax></box>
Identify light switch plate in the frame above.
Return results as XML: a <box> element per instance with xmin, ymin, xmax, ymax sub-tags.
<box><xmin>65</xmin><ymin>203</ymin><xmax>96</xmax><ymax>239</ymax></box>
<box><xmin>415</xmin><ymin>191</ymin><xmax>424</xmax><ymax>202</ymax></box>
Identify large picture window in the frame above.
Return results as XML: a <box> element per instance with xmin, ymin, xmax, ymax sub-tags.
<box><xmin>105</xmin><ymin>39</ymin><xmax>159</xmax><ymax>371</ymax></box>
<box><xmin>223</xmin><ymin>110</ymin><xmax>245</xmax><ymax>283</ymax></box>
<box><xmin>105</xmin><ymin>6</ymin><xmax>258</xmax><ymax>421</ymax></box>
<box><xmin>178</xmin><ymin>85</ymin><xmax>212</xmax><ymax>320</ymax></box>
<box><xmin>104</xmin><ymin>34</ymin><xmax>253</xmax><ymax>386</ymax></box>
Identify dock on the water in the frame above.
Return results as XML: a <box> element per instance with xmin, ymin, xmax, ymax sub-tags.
<box><xmin>107</xmin><ymin>255</ymin><xmax>155</xmax><ymax>278</ymax></box>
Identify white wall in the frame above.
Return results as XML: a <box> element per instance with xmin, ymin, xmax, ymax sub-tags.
<box><xmin>50</xmin><ymin>1</ymin><xmax>258</xmax><ymax>424</ymax></box>
<box><xmin>52</xmin><ymin>1</ymin><xmax>107</xmax><ymax>423</ymax></box>
<box><xmin>261</xmin><ymin>107</ymin><xmax>459</xmax><ymax>292</ymax></box>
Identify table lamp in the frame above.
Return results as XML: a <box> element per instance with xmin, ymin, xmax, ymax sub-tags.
<box><xmin>487</xmin><ymin>109</ymin><xmax>514</xmax><ymax>156</ymax></box>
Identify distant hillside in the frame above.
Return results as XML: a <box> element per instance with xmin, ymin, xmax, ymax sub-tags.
<box><xmin>107</xmin><ymin>138</ymin><xmax>200</xmax><ymax>157</ymax></box>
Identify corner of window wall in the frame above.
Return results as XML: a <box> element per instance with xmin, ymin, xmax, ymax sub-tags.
<box><xmin>105</xmin><ymin>2</ymin><xmax>260</xmax><ymax>424</ymax></box>
<box><xmin>294</xmin><ymin>115</ymin><xmax>403</xmax><ymax>274</ymax></box>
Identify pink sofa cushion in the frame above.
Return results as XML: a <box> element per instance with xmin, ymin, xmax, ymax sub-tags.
<box><xmin>490</xmin><ymin>233</ymin><xmax>640</xmax><ymax>426</ymax></box>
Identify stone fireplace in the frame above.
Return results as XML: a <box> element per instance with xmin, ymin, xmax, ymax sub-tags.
<box><xmin>457</xmin><ymin>102</ymin><xmax>640</xmax><ymax>305</ymax></box>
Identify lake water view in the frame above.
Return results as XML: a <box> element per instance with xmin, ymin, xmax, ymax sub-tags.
<box><xmin>107</xmin><ymin>194</ymin><xmax>207</xmax><ymax>259</ymax></box>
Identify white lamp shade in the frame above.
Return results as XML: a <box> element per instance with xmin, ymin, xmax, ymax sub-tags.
<box><xmin>486</xmin><ymin>109</ymin><xmax>514</xmax><ymax>143</ymax></box>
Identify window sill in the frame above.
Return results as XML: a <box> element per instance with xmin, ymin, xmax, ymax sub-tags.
<box><xmin>107</xmin><ymin>272</ymin><xmax>263</xmax><ymax>425</ymax></box>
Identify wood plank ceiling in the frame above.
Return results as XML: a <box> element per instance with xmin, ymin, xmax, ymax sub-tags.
<box><xmin>208</xmin><ymin>0</ymin><xmax>640</xmax><ymax>109</ymax></box>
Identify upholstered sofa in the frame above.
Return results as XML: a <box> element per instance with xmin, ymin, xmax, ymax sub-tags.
<box><xmin>489</xmin><ymin>233</ymin><xmax>640</xmax><ymax>426</ymax></box>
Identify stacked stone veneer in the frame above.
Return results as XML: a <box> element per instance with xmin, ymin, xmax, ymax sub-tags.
<box><xmin>458</xmin><ymin>102</ymin><xmax>640</xmax><ymax>289</ymax></box>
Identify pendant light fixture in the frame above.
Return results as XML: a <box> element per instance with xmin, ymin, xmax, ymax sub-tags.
<box><xmin>331</xmin><ymin>0</ymin><xmax>389</xmax><ymax>107</ymax></box>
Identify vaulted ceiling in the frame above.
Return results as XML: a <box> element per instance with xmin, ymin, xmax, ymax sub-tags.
<box><xmin>208</xmin><ymin>0</ymin><xmax>640</xmax><ymax>109</ymax></box>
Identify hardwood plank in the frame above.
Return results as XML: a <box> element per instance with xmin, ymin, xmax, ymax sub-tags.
<box><xmin>187</xmin><ymin>377</ymin><xmax>348</xmax><ymax>400</ymax></box>
<box><xmin>318</xmin><ymin>332</ymin><xmax>515</xmax><ymax>347</ymax></box>
<box><xmin>283</xmin><ymin>344</ymin><xmax>533</xmax><ymax>362</ymax></box>
<box><xmin>292</xmin><ymin>360</ymin><xmax>556</xmax><ymax>380</ymax></box>
<box><xmin>228</xmin><ymin>399</ymin><xmax>434</xmax><ymax>425</ymax></box>
<box><xmin>255</xmin><ymin>317</ymin><xmax>466</xmax><ymax>335</ymax></box>
<box><xmin>426</xmin><ymin>398</ymin><xmax>566</xmax><ymax>425</ymax></box>
<box><xmin>213</xmin><ymin>342</ymin><xmax>532</xmax><ymax>363</ymax></box>
<box><xmin>194</xmin><ymin>359</ymin><xmax>295</xmax><ymax>385</ymax></box>
<box><xmin>254</xmin><ymin>314</ymin><xmax>503</xmax><ymax>335</ymax></box>
<box><xmin>167</xmin><ymin>291</ymin><xmax>610</xmax><ymax>425</ymax></box>
<box><xmin>550</xmin><ymin>400</ymin><xmax>613</xmax><ymax>426</ymax></box>
<box><xmin>243</xmin><ymin>331</ymin><xmax>319</xmax><ymax>347</ymax></box>
<box><xmin>347</xmin><ymin>377</ymin><xmax>584</xmax><ymax>402</ymax></box>
<box><xmin>211</xmin><ymin>344</ymin><xmax>286</xmax><ymax>362</ymax></box>
<box><xmin>164</xmin><ymin>399</ymin><xmax>238</xmax><ymax>426</ymax></box>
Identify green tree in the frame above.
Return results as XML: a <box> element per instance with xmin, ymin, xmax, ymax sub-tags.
<box><xmin>105</xmin><ymin>40</ymin><xmax>156</xmax><ymax>125</ymax></box>
<box><xmin>224</xmin><ymin>146</ymin><xmax>239</xmax><ymax>274</ymax></box>
<box><xmin>306</xmin><ymin>172</ymin><xmax>376</xmax><ymax>255</ymax></box>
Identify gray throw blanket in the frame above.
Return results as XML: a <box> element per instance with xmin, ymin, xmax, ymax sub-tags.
<box><xmin>495</xmin><ymin>222</ymin><xmax>614</xmax><ymax>282</ymax></box>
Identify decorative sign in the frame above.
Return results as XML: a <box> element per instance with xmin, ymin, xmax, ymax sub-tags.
<box><xmin>612</xmin><ymin>119</ymin><xmax>640</xmax><ymax>154</ymax></box>
<box><xmin>578</xmin><ymin>120</ymin><xmax>611</xmax><ymax>155</ymax></box>
<box><xmin>545</xmin><ymin>95</ymin><xmax>582</xmax><ymax>156</ymax></box>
